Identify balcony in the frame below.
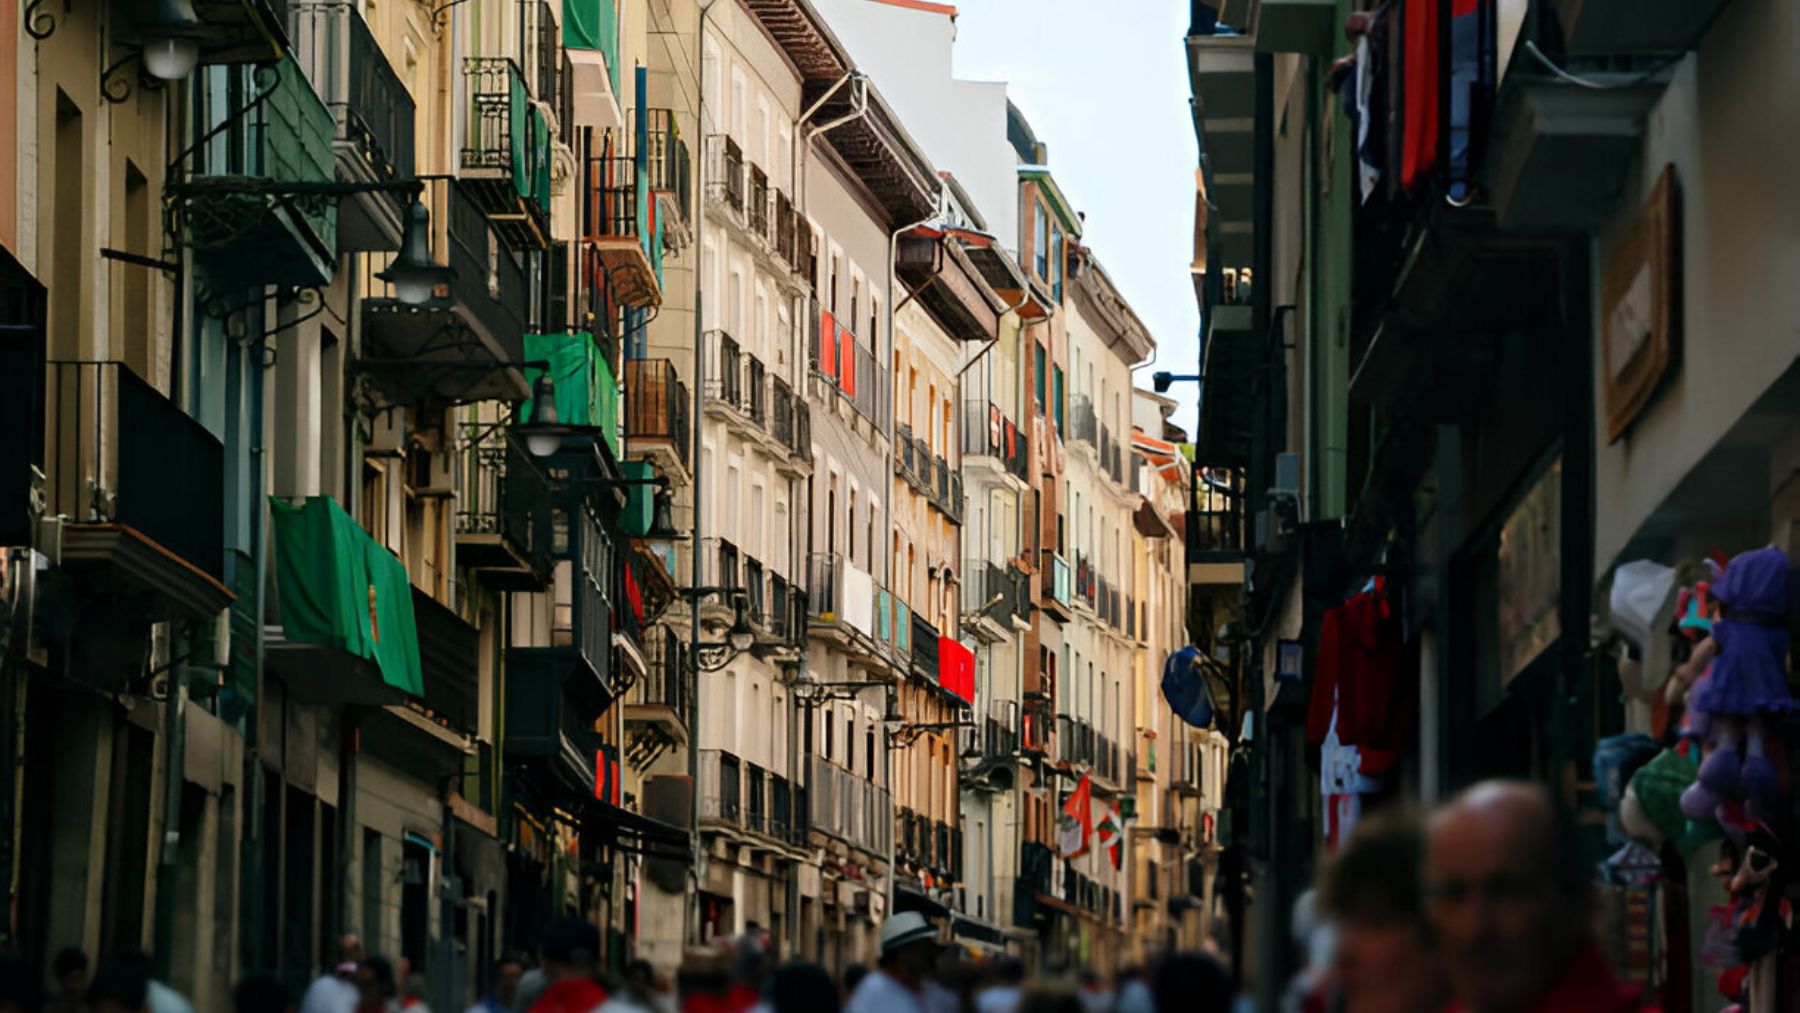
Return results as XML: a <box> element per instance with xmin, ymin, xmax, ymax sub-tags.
<box><xmin>706</xmin><ymin>135</ymin><xmax>745</xmax><ymax>217</ymax></box>
<box><xmin>504</xmin><ymin>659</ymin><xmax>604</xmax><ymax>798</ymax></box>
<box><xmin>1068</xmin><ymin>395</ymin><xmax>1098</xmax><ymax>448</ymax></box>
<box><xmin>895</xmin><ymin>231</ymin><xmax>1005</xmax><ymax>343</ymax></box>
<box><xmin>809</xmin><ymin>754</ymin><xmax>892</xmax><ymax>858</ymax></box>
<box><xmin>961</xmin><ymin>400</ymin><xmax>1029</xmax><ymax>485</ymax></box>
<box><xmin>267</xmin><ymin>495</ymin><xmax>420</xmax><ymax>708</ymax></box>
<box><xmin>806</xmin><ymin>552</ymin><xmax>890</xmax><ymax>671</ymax></box>
<box><xmin>963</xmin><ymin>561</ymin><xmax>1023</xmax><ymax>644</ymax></box>
<box><xmin>522</xmin><ymin>1</ymin><xmax>566</xmax><ymax>133</ymax></box>
<box><xmin>171</xmin><ymin>55</ymin><xmax>335</xmax><ymax>289</ymax></box>
<box><xmin>459</xmin><ymin>57</ymin><xmax>553</xmax><ymax>249</ymax></box>
<box><xmin>582</xmin><ymin>155</ymin><xmax>662</xmax><ymax>308</ymax></box>
<box><xmin>910</xmin><ymin>612</ymin><xmax>940</xmax><ymax>685</ymax></box>
<box><xmin>42</xmin><ymin>361</ymin><xmax>230</xmax><ymax>639</ymax></box>
<box><xmin>623</xmin><ymin>358</ymin><xmax>692</xmax><ymax>485</ymax></box>
<box><xmin>641</xmin><ymin>109</ymin><xmax>693</xmax><ymax>248</ymax></box>
<box><xmin>1039</xmin><ymin>551</ymin><xmax>1073</xmax><ymax>624</ymax></box>
<box><xmin>929</xmin><ymin>455</ymin><xmax>962</xmax><ymax>524</ymax></box>
<box><xmin>808</xmin><ymin>309</ymin><xmax>890</xmax><ymax>430</ymax></box>
<box><xmin>360</xmin><ymin>177</ymin><xmax>528</xmax><ymax>403</ymax></box>
<box><xmin>509</xmin><ymin>502</ymin><xmax>618</xmax><ymax>720</ymax></box>
<box><xmin>700</xmin><ymin>750</ymin><xmax>803</xmax><ymax>848</ymax></box>
<box><xmin>747</xmin><ymin>163</ymin><xmax>771</xmax><ymax>242</ymax></box>
<box><xmin>1187</xmin><ymin>2</ymin><xmax>1258</xmax><ymax>279</ymax></box>
<box><xmin>772</xmin><ymin>190</ymin><xmax>797</xmax><ymax>267</ymax></box>
<box><xmin>363</xmin><ymin>586</ymin><xmax>480</xmax><ymax>779</ymax></box>
<box><xmin>455</xmin><ymin>431</ymin><xmax>553</xmax><ymax>590</ymax></box>
<box><xmin>622</xmin><ymin>626</ymin><xmax>684</xmax><ymax>744</ymax></box>
<box><xmin>285</xmin><ymin>1</ymin><xmax>416</xmax><ymax>250</ymax></box>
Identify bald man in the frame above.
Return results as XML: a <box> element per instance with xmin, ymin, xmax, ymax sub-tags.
<box><xmin>1425</xmin><ymin>781</ymin><xmax>1645</xmax><ymax>1013</ymax></box>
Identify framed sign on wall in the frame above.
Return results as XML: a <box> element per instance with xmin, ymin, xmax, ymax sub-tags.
<box><xmin>1601</xmin><ymin>165</ymin><xmax>1681</xmax><ymax>443</ymax></box>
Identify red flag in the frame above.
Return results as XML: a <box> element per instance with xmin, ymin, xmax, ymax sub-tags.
<box><xmin>1058</xmin><ymin>775</ymin><xmax>1093</xmax><ymax>858</ymax></box>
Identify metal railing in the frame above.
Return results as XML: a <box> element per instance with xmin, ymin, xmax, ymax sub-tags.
<box><xmin>911</xmin><ymin>612</ymin><xmax>939</xmax><ymax>682</ymax></box>
<box><xmin>747</xmin><ymin>163</ymin><xmax>770</xmax><ymax>238</ymax></box>
<box><xmin>746</xmin><ymin>355</ymin><xmax>767</xmax><ymax>426</ymax></box>
<box><xmin>1069</xmin><ymin>395</ymin><xmax>1098</xmax><ymax>446</ymax></box>
<box><xmin>44</xmin><ymin>361</ymin><xmax>225</xmax><ymax>579</ymax></box>
<box><xmin>642</xmin><ymin>108</ymin><xmax>692</xmax><ymax>222</ymax></box>
<box><xmin>809</xmin><ymin>754</ymin><xmax>892</xmax><ymax>854</ymax></box>
<box><xmin>286</xmin><ymin>0</ymin><xmax>415</xmax><ymax>181</ymax></box>
<box><xmin>773</xmin><ymin>189</ymin><xmax>797</xmax><ymax>266</ymax></box>
<box><xmin>699</xmin><ymin>749</ymin><xmax>743</xmax><ymax>824</ymax></box>
<box><xmin>461</xmin><ymin>56</ymin><xmax>528</xmax><ymax>174</ymax></box>
<box><xmin>522</xmin><ymin>1</ymin><xmax>561</xmax><ymax>117</ymax></box>
<box><xmin>634</xmin><ymin>626</ymin><xmax>691</xmax><ymax>729</ymax></box>
<box><xmin>582</xmin><ymin>156</ymin><xmax>644</xmax><ymax>241</ymax></box>
<box><xmin>703</xmin><ymin>330</ymin><xmax>742</xmax><ymax>408</ymax></box>
<box><xmin>455</xmin><ymin>428</ymin><xmax>552</xmax><ymax>577</ymax></box>
<box><xmin>363</xmin><ymin>177</ymin><xmax>526</xmax><ymax>353</ymax></box>
<box><xmin>1188</xmin><ymin>507</ymin><xmax>1244</xmax><ymax>557</ymax></box>
<box><xmin>623</xmin><ymin>358</ymin><xmax>691</xmax><ymax>472</ymax></box>
<box><xmin>771</xmin><ymin>376</ymin><xmax>796</xmax><ymax>449</ymax></box>
<box><xmin>706</xmin><ymin>134</ymin><xmax>744</xmax><ymax>213</ymax></box>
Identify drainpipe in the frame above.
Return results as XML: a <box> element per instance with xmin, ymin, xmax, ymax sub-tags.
<box><xmin>687</xmin><ymin>0</ymin><xmax>727</xmax><ymax>947</ymax></box>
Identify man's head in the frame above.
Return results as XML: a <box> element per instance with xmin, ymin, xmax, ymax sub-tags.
<box><xmin>232</xmin><ymin>975</ymin><xmax>293</xmax><ymax>1013</ymax></box>
<box><xmin>52</xmin><ymin>949</ymin><xmax>88</xmax><ymax>997</ymax></box>
<box><xmin>1322</xmin><ymin>808</ymin><xmax>1443</xmax><ymax>1013</ymax></box>
<box><xmin>336</xmin><ymin>936</ymin><xmax>364</xmax><ymax>967</ymax></box>
<box><xmin>1427</xmin><ymin>781</ymin><xmax>1589</xmax><ymax>1013</ymax></box>
<box><xmin>356</xmin><ymin>957</ymin><xmax>395</xmax><ymax>1008</ymax></box>
<box><xmin>540</xmin><ymin>918</ymin><xmax>601</xmax><ymax>983</ymax></box>
<box><xmin>875</xmin><ymin>913</ymin><xmax>938</xmax><ymax>988</ymax></box>
<box><xmin>492</xmin><ymin>955</ymin><xmax>525</xmax><ymax>1007</ymax></box>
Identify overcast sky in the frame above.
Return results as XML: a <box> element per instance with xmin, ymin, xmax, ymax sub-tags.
<box><xmin>949</xmin><ymin>1</ymin><xmax>1199</xmax><ymax>436</ymax></box>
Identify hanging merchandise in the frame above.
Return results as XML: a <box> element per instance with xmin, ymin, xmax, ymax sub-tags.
<box><xmin>1307</xmin><ymin>578</ymin><xmax>1410</xmax><ymax>847</ymax></box>
<box><xmin>1677</xmin><ymin>547</ymin><xmax>1793</xmax><ymax>838</ymax></box>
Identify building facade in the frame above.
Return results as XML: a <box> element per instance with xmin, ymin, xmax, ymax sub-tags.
<box><xmin>0</xmin><ymin>0</ymin><xmax>1196</xmax><ymax>1000</ymax></box>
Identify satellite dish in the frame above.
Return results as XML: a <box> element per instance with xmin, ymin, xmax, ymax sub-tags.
<box><xmin>1161</xmin><ymin>646</ymin><xmax>1216</xmax><ymax>729</ymax></box>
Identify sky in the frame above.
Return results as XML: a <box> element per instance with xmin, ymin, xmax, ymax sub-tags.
<box><xmin>948</xmin><ymin>1</ymin><xmax>1200</xmax><ymax>436</ymax></box>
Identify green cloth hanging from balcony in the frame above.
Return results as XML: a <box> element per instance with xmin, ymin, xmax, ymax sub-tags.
<box><xmin>533</xmin><ymin>105</ymin><xmax>553</xmax><ymax>212</ymax></box>
<box><xmin>595</xmin><ymin>351</ymin><xmax>619</xmax><ymax>458</ymax></box>
<box><xmin>618</xmin><ymin>460</ymin><xmax>655</xmax><ymax>536</ymax></box>
<box><xmin>565</xmin><ymin>0</ymin><xmax>601</xmax><ymax>49</ymax></box>
<box><xmin>524</xmin><ymin>332</ymin><xmax>600</xmax><ymax>427</ymax></box>
<box><xmin>269</xmin><ymin>496</ymin><xmax>424</xmax><ymax>697</ymax></box>
<box><xmin>510</xmin><ymin>70</ymin><xmax>530</xmax><ymax>200</ymax></box>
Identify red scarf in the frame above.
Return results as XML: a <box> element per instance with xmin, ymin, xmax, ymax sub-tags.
<box><xmin>529</xmin><ymin>978</ymin><xmax>610</xmax><ymax>1013</ymax></box>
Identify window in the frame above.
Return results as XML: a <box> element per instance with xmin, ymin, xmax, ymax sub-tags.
<box><xmin>848</xmin><ymin>488</ymin><xmax>857</xmax><ymax>563</ymax></box>
<box><xmin>1034</xmin><ymin>344</ymin><xmax>1047</xmax><ymax>411</ymax></box>
<box><xmin>1051</xmin><ymin>227</ymin><xmax>1064</xmax><ymax>302</ymax></box>
<box><xmin>829</xmin><ymin>253</ymin><xmax>841</xmax><ymax>314</ymax></box>
<box><xmin>1052</xmin><ymin>365</ymin><xmax>1065</xmax><ymax>431</ymax></box>
<box><xmin>1034</xmin><ymin>204</ymin><xmax>1049</xmax><ymax>280</ymax></box>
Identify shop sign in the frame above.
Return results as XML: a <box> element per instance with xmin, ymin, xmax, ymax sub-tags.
<box><xmin>1601</xmin><ymin>165</ymin><xmax>1680</xmax><ymax>442</ymax></box>
<box><xmin>1498</xmin><ymin>459</ymin><xmax>1562</xmax><ymax>686</ymax></box>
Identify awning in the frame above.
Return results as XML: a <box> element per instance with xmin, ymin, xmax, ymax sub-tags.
<box><xmin>952</xmin><ymin>913</ymin><xmax>1007</xmax><ymax>947</ymax></box>
<box><xmin>584</xmin><ymin>800</ymin><xmax>692</xmax><ymax>863</ymax></box>
<box><xmin>1132</xmin><ymin>430</ymin><xmax>1186</xmax><ymax>485</ymax></box>
<box><xmin>894</xmin><ymin>882</ymin><xmax>951</xmax><ymax>920</ymax></box>
<box><xmin>269</xmin><ymin>495</ymin><xmax>422</xmax><ymax>699</ymax></box>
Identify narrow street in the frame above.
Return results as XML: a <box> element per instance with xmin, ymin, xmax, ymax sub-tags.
<box><xmin>0</xmin><ymin>0</ymin><xmax>1791</xmax><ymax>1010</ymax></box>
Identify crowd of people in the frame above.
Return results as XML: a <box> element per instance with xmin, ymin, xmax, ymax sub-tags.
<box><xmin>0</xmin><ymin>779</ymin><xmax>1642</xmax><ymax>1013</ymax></box>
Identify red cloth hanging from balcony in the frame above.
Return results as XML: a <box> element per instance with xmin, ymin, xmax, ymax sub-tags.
<box><xmin>818</xmin><ymin>308</ymin><xmax>837</xmax><ymax>377</ymax></box>
<box><xmin>1400</xmin><ymin>0</ymin><xmax>1441</xmax><ymax>189</ymax></box>
<box><xmin>940</xmin><ymin>635</ymin><xmax>975</xmax><ymax>704</ymax></box>
<box><xmin>839</xmin><ymin>324</ymin><xmax>857</xmax><ymax>397</ymax></box>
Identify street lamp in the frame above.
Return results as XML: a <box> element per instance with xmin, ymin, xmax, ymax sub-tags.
<box><xmin>138</xmin><ymin>0</ymin><xmax>204</xmax><ymax>81</ymax></box>
<box><xmin>377</xmin><ymin>200</ymin><xmax>454</xmax><ymax>308</ymax></box>
<box><xmin>518</xmin><ymin>373</ymin><xmax>571</xmax><ymax>458</ymax></box>
<box><xmin>725</xmin><ymin>597</ymin><xmax>756</xmax><ymax>654</ymax></box>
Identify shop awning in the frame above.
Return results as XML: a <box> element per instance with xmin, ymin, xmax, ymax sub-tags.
<box><xmin>269</xmin><ymin>495</ymin><xmax>422</xmax><ymax>701</ymax></box>
<box><xmin>895</xmin><ymin>882</ymin><xmax>951</xmax><ymax>920</ymax></box>
<box><xmin>584</xmin><ymin>800</ymin><xmax>692</xmax><ymax>863</ymax></box>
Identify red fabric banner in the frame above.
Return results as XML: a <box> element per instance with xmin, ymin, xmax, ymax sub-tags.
<box><xmin>939</xmin><ymin>635</ymin><xmax>975</xmax><ymax>704</ymax></box>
